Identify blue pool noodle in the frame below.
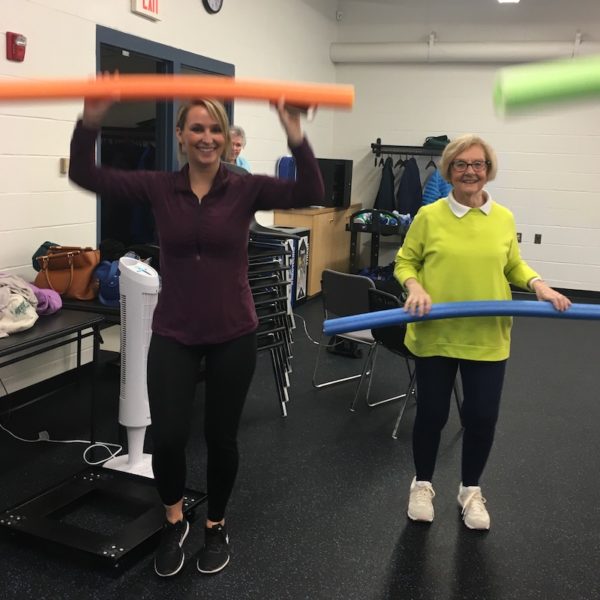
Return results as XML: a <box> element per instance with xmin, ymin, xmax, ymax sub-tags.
<box><xmin>323</xmin><ymin>301</ymin><xmax>600</xmax><ymax>336</ymax></box>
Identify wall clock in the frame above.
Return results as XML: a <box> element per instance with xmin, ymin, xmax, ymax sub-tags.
<box><xmin>202</xmin><ymin>0</ymin><xmax>223</xmax><ymax>14</ymax></box>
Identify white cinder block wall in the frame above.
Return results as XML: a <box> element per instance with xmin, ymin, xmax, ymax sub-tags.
<box><xmin>333</xmin><ymin>0</ymin><xmax>600</xmax><ymax>291</ymax></box>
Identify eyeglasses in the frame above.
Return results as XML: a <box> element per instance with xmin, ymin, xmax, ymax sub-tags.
<box><xmin>451</xmin><ymin>160</ymin><xmax>490</xmax><ymax>172</ymax></box>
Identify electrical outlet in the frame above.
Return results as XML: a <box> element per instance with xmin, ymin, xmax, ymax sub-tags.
<box><xmin>59</xmin><ymin>157</ymin><xmax>69</xmax><ymax>175</ymax></box>
<box><xmin>534</xmin><ymin>234</ymin><xmax>542</xmax><ymax>244</ymax></box>
<box><xmin>516</xmin><ymin>232</ymin><xmax>522</xmax><ymax>243</ymax></box>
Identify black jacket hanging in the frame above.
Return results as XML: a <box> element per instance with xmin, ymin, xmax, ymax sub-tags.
<box><xmin>373</xmin><ymin>156</ymin><xmax>395</xmax><ymax>212</ymax></box>
<box><xmin>396</xmin><ymin>157</ymin><xmax>422</xmax><ymax>217</ymax></box>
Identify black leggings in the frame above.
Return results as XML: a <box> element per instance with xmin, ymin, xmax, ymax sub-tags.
<box><xmin>147</xmin><ymin>331</ymin><xmax>257</xmax><ymax>521</ymax></box>
<box><xmin>413</xmin><ymin>356</ymin><xmax>506</xmax><ymax>487</ymax></box>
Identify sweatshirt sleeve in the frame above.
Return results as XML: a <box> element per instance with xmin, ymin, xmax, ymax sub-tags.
<box><xmin>504</xmin><ymin>226</ymin><xmax>540</xmax><ymax>290</ymax></box>
<box><xmin>394</xmin><ymin>210</ymin><xmax>427</xmax><ymax>285</ymax></box>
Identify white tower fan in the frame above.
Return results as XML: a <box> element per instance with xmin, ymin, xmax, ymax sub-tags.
<box><xmin>104</xmin><ymin>256</ymin><xmax>160</xmax><ymax>478</ymax></box>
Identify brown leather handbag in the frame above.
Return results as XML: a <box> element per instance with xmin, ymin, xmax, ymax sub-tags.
<box><xmin>34</xmin><ymin>246</ymin><xmax>100</xmax><ymax>300</ymax></box>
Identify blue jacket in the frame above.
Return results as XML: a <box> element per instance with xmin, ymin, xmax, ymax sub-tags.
<box><xmin>236</xmin><ymin>155</ymin><xmax>251</xmax><ymax>172</ymax></box>
<box><xmin>422</xmin><ymin>169</ymin><xmax>452</xmax><ymax>205</ymax></box>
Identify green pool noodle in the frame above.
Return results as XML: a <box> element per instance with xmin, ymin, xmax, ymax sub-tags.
<box><xmin>493</xmin><ymin>53</ymin><xmax>600</xmax><ymax>114</ymax></box>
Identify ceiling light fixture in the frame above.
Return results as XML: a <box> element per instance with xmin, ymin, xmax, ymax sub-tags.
<box><xmin>498</xmin><ymin>0</ymin><xmax>520</xmax><ymax>4</ymax></box>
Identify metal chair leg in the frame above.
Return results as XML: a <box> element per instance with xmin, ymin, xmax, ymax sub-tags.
<box><xmin>349</xmin><ymin>342</ymin><xmax>378</xmax><ymax>412</ymax></box>
<box><xmin>390</xmin><ymin>370</ymin><xmax>461</xmax><ymax>439</ymax></box>
<box><xmin>361</xmin><ymin>351</ymin><xmax>413</xmax><ymax>409</ymax></box>
<box><xmin>392</xmin><ymin>370</ymin><xmax>417</xmax><ymax>439</ymax></box>
<box><xmin>312</xmin><ymin>334</ymin><xmax>374</xmax><ymax>389</ymax></box>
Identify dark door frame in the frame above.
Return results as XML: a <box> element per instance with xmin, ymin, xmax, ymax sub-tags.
<box><xmin>95</xmin><ymin>25</ymin><xmax>234</xmax><ymax>243</ymax></box>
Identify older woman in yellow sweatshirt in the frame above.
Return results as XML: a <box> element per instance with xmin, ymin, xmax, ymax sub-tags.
<box><xmin>394</xmin><ymin>134</ymin><xmax>570</xmax><ymax>530</ymax></box>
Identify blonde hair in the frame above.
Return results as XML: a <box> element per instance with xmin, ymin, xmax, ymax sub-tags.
<box><xmin>175</xmin><ymin>99</ymin><xmax>231</xmax><ymax>166</ymax></box>
<box><xmin>439</xmin><ymin>134</ymin><xmax>498</xmax><ymax>182</ymax></box>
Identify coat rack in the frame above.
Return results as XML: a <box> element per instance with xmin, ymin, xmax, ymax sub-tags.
<box><xmin>371</xmin><ymin>138</ymin><xmax>444</xmax><ymax>168</ymax></box>
<box><xmin>371</xmin><ymin>137</ymin><xmax>444</xmax><ymax>159</ymax></box>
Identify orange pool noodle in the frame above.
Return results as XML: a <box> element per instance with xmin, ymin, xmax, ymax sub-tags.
<box><xmin>0</xmin><ymin>74</ymin><xmax>354</xmax><ymax>108</ymax></box>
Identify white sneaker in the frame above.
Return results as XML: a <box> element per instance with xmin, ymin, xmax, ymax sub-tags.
<box><xmin>407</xmin><ymin>477</ymin><xmax>435</xmax><ymax>522</ymax></box>
<box><xmin>457</xmin><ymin>484</ymin><xmax>490</xmax><ymax>530</ymax></box>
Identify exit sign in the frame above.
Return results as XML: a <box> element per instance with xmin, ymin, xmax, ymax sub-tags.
<box><xmin>131</xmin><ymin>0</ymin><xmax>160</xmax><ymax>21</ymax></box>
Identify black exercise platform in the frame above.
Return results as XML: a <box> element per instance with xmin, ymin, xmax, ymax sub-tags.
<box><xmin>0</xmin><ymin>466</ymin><xmax>206</xmax><ymax>570</ymax></box>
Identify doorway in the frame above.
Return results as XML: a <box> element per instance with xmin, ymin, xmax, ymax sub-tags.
<box><xmin>95</xmin><ymin>26</ymin><xmax>234</xmax><ymax>249</ymax></box>
<box><xmin>98</xmin><ymin>45</ymin><xmax>164</xmax><ymax>248</ymax></box>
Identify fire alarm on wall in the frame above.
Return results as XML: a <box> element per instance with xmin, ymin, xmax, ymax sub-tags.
<box><xmin>6</xmin><ymin>32</ymin><xmax>27</xmax><ymax>62</ymax></box>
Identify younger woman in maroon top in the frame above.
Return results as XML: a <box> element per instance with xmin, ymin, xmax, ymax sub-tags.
<box><xmin>70</xmin><ymin>94</ymin><xmax>324</xmax><ymax>577</ymax></box>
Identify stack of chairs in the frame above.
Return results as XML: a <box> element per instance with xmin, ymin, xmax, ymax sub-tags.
<box><xmin>248</xmin><ymin>220</ymin><xmax>299</xmax><ymax>416</ymax></box>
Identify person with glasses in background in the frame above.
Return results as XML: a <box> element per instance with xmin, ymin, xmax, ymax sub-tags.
<box><xmin>394</xmin><ymin>134</ymin><xmax>571</xmax><ymax>530</ymax></box>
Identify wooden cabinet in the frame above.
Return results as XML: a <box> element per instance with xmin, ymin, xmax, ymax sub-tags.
<box><xmin>273</xmin><ymin>204</ymin><xmax>360</xmax><ymax>296</ymax></box>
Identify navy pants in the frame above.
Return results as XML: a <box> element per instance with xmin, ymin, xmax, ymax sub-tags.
<box><xmin>413</xmin><ymin>356</ymin><xmax>506</xmax><ymax>487</ymax></box>
<box><xmin>147</xmin><ymin>331</ymin><xmax>257</xmax><ymax>521</ymax></box>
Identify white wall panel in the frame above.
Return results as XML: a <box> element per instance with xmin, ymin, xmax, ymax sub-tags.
<box><xmin>0</xmin><ymin>156</ymin><xmax>75</xmax><ymax>192</ymax></box>
<box><xmin>0</xmin><ymin>191</ymin><xmax>95</xmax><ymax>232</ymax></box>
<box><xmin>525</xmin><ymin>260</ymin><xmax>600</xmax><ymax>291</ymax></box>
<box><xmin>332</xmin><ymin>0</ymin><xmax>600</xmax><ymax>294</ymax></box>
<box><xmin>0</xmin><ymin>94</ymin><xmax>80</xmax><ymax>123</ymax></box>
<box><xmin>0</xmin><ymin>345</ymin><xmax>95</xmax><ymax>395</ymax></box>
<box><xmin>336</xmin><ymin>0</ymin><xmax>600</xmax><ymax>44</ymax></box>
<box><xmin>333</xmin><ymin>56</ymin><xmax>600</xmax><ymax>292</ymax></box>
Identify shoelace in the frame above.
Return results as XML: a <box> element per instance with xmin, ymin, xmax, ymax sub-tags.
<box><xmin>159</xmin><ymin>521</ymin><xmax>186</xmax><ymax>553</ymax></box>
<box><xmin>205</xmin><ymin>527</ymin><xmax>228</xmax><ymax>554</ymax></box>
<box><xmin>461</xmin><ymin>491</ymin><xmax>487</xmax><ymax>516</ymax></box>
<box><xmin>413</xmin><ymin>484</ymin><xmax>435</xmax><ymax>504</ymax></box>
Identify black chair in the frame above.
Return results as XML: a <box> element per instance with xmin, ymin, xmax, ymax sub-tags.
<box><xmin>349</xmin><ymin>288</ymin><xmax>416</xmax><ymax>438</ymax></box>
<box><xmin>312</xmin><ymin>269</ymin><xmax>376</xmax><ymax>390</ymax></box>
<box><xmin>352</xmin><ymin>288</ymin><xmax>462</xmax><ymax>439</ymax></box>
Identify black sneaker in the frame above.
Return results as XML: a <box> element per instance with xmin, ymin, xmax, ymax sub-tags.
<box><xmin>154</xmin><ymin>518</ymin><xmax>189</xmax><ymax>577</ymax></box>
<box><xmin>196</xmin><ymin>523</ymin><xmax>230</xmax><ymax>574</ymax></box>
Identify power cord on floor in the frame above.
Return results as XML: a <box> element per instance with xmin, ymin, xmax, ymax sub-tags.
<box><xmin>292</xmin><ymin>312</ymin><xmax>320</xmax><ymax>344</ymax></box>
<box><xmin>0</xmin><ymin>421</ymin><xmax>123</xmax><ymax>466</ymax></box>
<box><xmin>292</xmin><ymin>312</ymin><xmax>349</xmax><ymax>348</ymax></box>
<box><xmin>0</xmin><ymin>374</ymin><xmax>123</xmax><ymax>466</ymax></box>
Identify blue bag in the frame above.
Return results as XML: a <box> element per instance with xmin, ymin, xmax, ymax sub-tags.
<box><xmin>275</xmin><ymin>156</ymin><xmax>297</xmax><ymax>180</ymax></box>
<box><xmin>94</xmin><ymin>260</ymin><xmax>120</xmax><ymax>307</ymax></box>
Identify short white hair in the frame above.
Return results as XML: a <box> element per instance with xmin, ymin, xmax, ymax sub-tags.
<box><xmin>439</xmin><ymin>134</ymin><xmax>498</xmax><ymax>182</ymax></box>
<box><xmin>229</xmin><ymin>125</ymin><xmax>246</xmax><ymax>146</ymax></box>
